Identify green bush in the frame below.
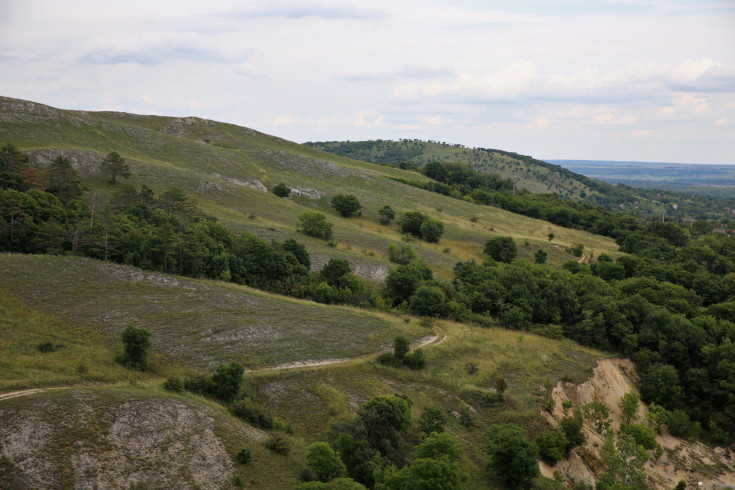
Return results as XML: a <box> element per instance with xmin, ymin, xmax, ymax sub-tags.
<box><xmin>163</xmin><ymin>376</ymin><xmax>183</xmax><ymax>392</ymax></box>
<box><xmin>273</xmin><ymin>183</ymin><xmax>290</xmax><ymax>197</ymax></box>
<box><xmin>619</xmin><ymin>423</ymin><xmax>657</xmax><ymax>450</ymax></box>
<box><xmin>404</xmin><ymin>349</ymin><xmax>426</xmax><ymax>370</ymax></box>
<box><xmin>237</xmin><ymin>448</ymin><xmax>251</xmax><ymax>464</ymax></box>
<box><xmin>377</xmin><ymin>352</ymin><xmax>402</xmax><ymax>368</ymax></box>
<box><xmin>265</xmin><ymin>436</ymin><xmax>290</xmax><ymax>455</ymax></box>
<box><xmin>560</xmin><ymin>416</ymin><xmax>585</xmax><ymax>449</ymax></box>
<box><xmin>378</xmin><ymin>205</ymin><xmax>395</xmax><ymax>225</ymax></box>
<box><xmin>298</xmin><ymin>212</ymin><xmax>334</xmax><ymax>240</ymax></box>
<box><xmin>667</xmin><ymin>409</ymin><xmax>701</xmax><ymax>439</ymax></box>
<box><xmin>484</xmin><ymin>236</ymin><xmax>517</xmax><ymax>263</ymax></box>
<box><xmin>420</xmin><ymin>218</ymin><xmax>444</xmax><ymax>243</ymax></box>
<box><xmin>121</xmin><ymin>325</ymin><xmax>151</xmax><ymax>369</ymax></box>
<box><xmin>331</xmin><ymin>194</ymin><xmax>362</xmax><ymax>217</ymax></box>
<box><xmin>536</xmin><ymin>430</ymin><xmax>569</xmax><ymax>464</ymax></box>
<box><xmin>393</xmin><ymin>335</ymin><xmax>410</xmax><ymax>360</ymax></box>
<box><xmin>212</xmin><ymin>362</ymin><xmax>244</xmax><ymax>403</ymax></box>
<box><xmin>230</xmin><ymin>399</ymin><xmax>275</xmax><ymax>429</ymax></box>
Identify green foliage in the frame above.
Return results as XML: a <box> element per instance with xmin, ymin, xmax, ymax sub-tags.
<box><xmin>358</xmin><ymin>396</ymin><xmax>412</xmax><ymax>465</ymax></box>
<box><xmin>331</xmin><ymin>194</ymin><xmax>362</xmax><ymax>217</ymax></box>
<box><xmin>618</xmin><ymin>392</ymin><xmax>640</xmax><ymax>425</ymax></box>
<box><xmin>162</xmin><ymin>376</ymin><xmax>183</xmax><ymax>392</ymax></box>
<box><xmin>420</xmin><ymin>218</ymin><xmax>444</xmax><ymax>243</ymax></box>
<box><xmin>548</xmin><ymin>232</ymin><xmax>555</xmax><ymax>241</ymax></box>
<box><xmin>484</xmin><ymin>236</ymin><xmax>518</xmax><ymax>263</ymax></box>
<box><xmin>120</xmin><ymin>325</ymin><xmax>151</xmax><ymax>369</ymax></box>
<box><xmin>273</xmin><ymin>183</ymin><xmax>291</xmax><ymax>197</ymax></box>
<box><xmin>100</xmin><ymin>151</ymin><xmax>130</xmax><ymax>185</ymax></box>
<box><xmin>619</xmin><ymin>424</ymin><xmax>657</xmax><ymax>450</ymax></box>
<box><xmin>560</xmin><ymin>416</ymin><xmax>586</xmax><ymax>449</ymax></box>
<box><xmin>298</xmin><ymin>212</ymin><xmax>334</xmax><ymax>240</ymax></box>
<box><xmin>486</xmin><ymin>423</ymin><xmax>539</xmax><ymax>488</ymax></box>
<box><xmin>387</xmin><ymin>243</ymin><xmax>416</xmax><ymax>265</ymax></box>
<box><xmin>645</xmin><ymin>403</ymin><xmax>667</xmax><ymax>435</ymax></box>
<box><xmin>306</xmin><ymin>442</ymin><xmax>347</xmax><ymax>482</ymax></box>
<box><xmin>495</xmin><ymin>377</ymin><xmax>508</xmax><ymax>401</ymax></box>
<box><xmin>404</xmin><ymin>349</ymin><xmax>426</xmax><ymax>370</ymax></box>
<box><xmin>378</xmin><ymin>205</ymin><xmax>395</xmax><ymax>225</ymax></box>
<box><xmin>639</xmin><ymin>363</ymin><xmax>682</xmax><ymax>409</ymax></box>
<box><xmin>568</xmin><ymin>242</ymin><xmax>584</xmax><ymax>257</ymax></box>
<box><xmin>534</xmin><ymin>249</ymin><xmax>548</xmax><ymax>264</ymax></box>
<box><xmin>599</xmin><ymin>433</ymin><xmax>647</xmax><ymax>489</ymax></box>
<box><xmin>583</xmin><ymin>401</ymin><xmax>612</xmax><ymax>434</ymax></box>
<box><xmin>297</xmin><ymin>479</ymin><xmax>368</xmax><ymax>490</ymax></box>
<box><xmin>536</xmin><ymin>430</ymin><xmax>569</xmax><ymax>464</ymax></box>
<box><xmin>229</xmin><ymin>399</ymin><xmax>274</xmax><ymax>429</ymax></box>
<box><xmin>409</xmin><ymin>285</ymin><xmax>446</xmax><ymax>317</ymax></box>
<box><xmin>667</xmin><ymin>409</ymin><xmax>701</xmax><ymax>439</ymax></box>
<box><xmin>211</xmin><ymin>362</ymin><xmax>244</xmax><ymax>403</ymax></box>
<box><xmin>393</xmin><ymin>335</ymin><xmax>410</xmax><ymax>360</ymax></box>
<box><xmin>384</xmin><ymin>261</ymin><xmax>432</xmax><ymax>307</ymax></box>
<box><xmin>43</xmin><ymin>155</ymin><xmax>80</xmax><ymax>204</ymax></box>
<box><xmin>265</xmin><ymin>436</ymin><xmax>290</xmax><ymax>455</ymax></box>
<box><xmin>418</xmin><ymin>407</ymin><xmax>446</xmax><ymax>435</ymax></box>
<box><xmin>236</xmin><ymin>448</ymin><xmax>251</xmax><ymax>464</ymax></box>
<box><xmin>398</xmin><ymin>211</ymin><xmax>428</xmax><ymax>237</ymax></box>
<box><xmin>377</xmin><ymin>352</ymin><xmax>402</xmax><ymax>368</ymax></box>
<box><xmin>335</xmin><ymin>433</ymin><xmax>380</xmax><ymax>488</ymax></box>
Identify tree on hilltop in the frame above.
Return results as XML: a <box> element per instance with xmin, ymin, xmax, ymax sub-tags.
<box><xmin>100</xmin><ymin>151</ymin><xmax>131</xmax><ymax>185</ymax></box>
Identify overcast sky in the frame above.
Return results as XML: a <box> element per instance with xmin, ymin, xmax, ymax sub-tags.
<box><xmin>1</xmin><ymin>0</ymin><xmax>734</xmax><ymax>164</ymax></box>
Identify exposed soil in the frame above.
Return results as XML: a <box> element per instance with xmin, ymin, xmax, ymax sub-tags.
<box><xmin>540</xmin><ymin>358</ymin><xmax>735</xmax><ymax>489</ymax></box>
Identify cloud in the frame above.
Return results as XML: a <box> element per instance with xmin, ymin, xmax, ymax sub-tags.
<box><xmin>420</xmin><ymin>115</ymin><xmax>443</xmax><ymax>125</ymax></box>
<box><xmin>226</xmin><ymin>2</ymin><xmax>387</xmax><ymax>20</ymax></box>
<box><xmin>714</xmin><ymin>118</ymin><xmax>728</xmax><ymax>127</ymax></box>
<box><xmin>354</xmin><ymin>112</ymin><xmax>386</xmax><ymax>126</ymax></box>
<box><xmin>141</xmin><ymin>95</ymin><xmax>154</xmax><ymax>104</ymax></box>
<box><xmin>234</xmin><ymin>63</ymin><xmax>261</xmax><ymax>78</ymax></box>
<box><xmin>80</xmin><ymin>37</ymin><xmax>251</xmax><ymax>66</ymax></box>
<box><xmin>272</xmin><ymin>115</ymin><xmax>293</xmax><ymax>126</ymax></box>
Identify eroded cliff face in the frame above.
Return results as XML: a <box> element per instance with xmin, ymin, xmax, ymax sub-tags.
<box><xmin>539</xmin><ymin>358</ymin><xmax>735</xmax><ymax>489</ymax></box>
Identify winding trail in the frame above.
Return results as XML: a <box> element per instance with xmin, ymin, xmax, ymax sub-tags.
<box><xmin>0</xmin><ymin>327</ymin><xmax>449</xmax><ymax>400</ymax></box>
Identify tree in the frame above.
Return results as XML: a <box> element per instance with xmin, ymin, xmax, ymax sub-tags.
<box><xmin>100</xmin><ymin>151</ymin><xmax>130</xmax><ymax>185</ymax></box>
<box><xmin>387</xmin><ymin>243</ymin><xmax>416</xmax><ymax>265</ymax></box>
<box><xmin>548</xmin><ymin>233</ymin><xmax>555</xmax><ymax>241</ymax></box>
<box><xmin>331</xmin><ymin>194</ymin><xmax>362</xmax><ymax>217</ymax></box>
<box><xmin>273</xmin><ymin>183</ymin><xmax>291</xmax><ymax>198</ymax></box>
<box><xmin>398</xmin><ymin>211</ymin><xmax>428</xmax><ymax>237</ymax></box>
<box><xmin>419</xmin><ymin>407</ymin><xmax>447</xmax><ymax>435</ymax></box>
<box><xmin>0</xmin><ymin>143</ymin><xmax>28</xmax><ymax>173</ymax></box>
<box><xmin>409</xmin><ymin>285</ymin><xmax>447</xmax><ymax>317</ymax></box>
<box><xmin>211</xmin><ymin>362</ymin><xmax>244</xmax><ymax>402</ymax></box>
<box><xmin>484</xmin><ymin>237</ymin><xmax>518</xmax><ymax>263</ymax></box>
<box><xmin>321</xmin><ymin>258</ymin><xmax>353</xmax><ymax>288</ymax></box>
<box><xmin>560</xmin><ymin>415</ymin><xmax>586</xmax><ymax>449</ymax></box>
<box><xmin>420</xmin><ymin>218</ymin><xmax>444</xmax><ymax>243</ymax></box>
<box><xmin>536</xmin><ymin>430</ymin><xmax>569</xmax><ymax>464</ymax></box>
<box><xmin>639</xmin><ymin>363</ymin><xmax>682</xmax><ymax>409</ymax></box>
<box><xmin>358</xmin><ymin>396</ymin><xmax>412</xmax><ymax>465</ymax></box>
<box><xmin>495</xmin><ymin>377</ymin><xmax>508</xmax><ymax>401</ymax></box>
<box><xmin>486</xmin><ymin>424</ymin><xmax>539</xmax><ymax>488</ymax></box>
<box><xmin>618</xmin><ymin>392</ymin><xmax>640</xmax><ymax>425</ymax></box>
<box><xmin>43</xmin><ymin>155</ymin><xmax>80</xmax><ymax>204</ymax></box>
<box><xmin>393</xmin><ymin>335</ymin><xmax>410</xmax><ymax>361</ymax></box>
<box><xmin>378</xmin><ymin>205</ymin><xmax>395</xmax><ymax>225</ymax></box>
<box><xmin>582</xmin><ymin>401</ymin><xmax>611</xmax><ymax>434</ymax></box>
<box><xmin>298</xmin><ymin>212</ymin><xmax>334</xmax><ymax>240</ymax></box>
<box><xmin>306</xmin><ymin>442</ymin><xmax>347</xmax><ymax>482</ymax></box>
<box><xmin>121</xmin><ymin>325</ymin><xmax>151</xmax><ymax>369</ymax></box>
<box><xmin>534</xmin><ymin>249</ymin><xmax>548</xmax><ymax>265</ymax></box>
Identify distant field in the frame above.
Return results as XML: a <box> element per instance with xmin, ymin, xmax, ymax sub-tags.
<box><xmin>550</xmin><ymin>159</ymin><xmax>735</xmax><ymax>197</ymax></box>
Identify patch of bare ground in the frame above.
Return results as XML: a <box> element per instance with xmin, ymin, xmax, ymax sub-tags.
<box><xmin>0</xmin><ymin>388</ymin><xmax>236</xmax><ymax>489</ymax></box>
<box><xmin>539</xmin><ymin>358</ymin><xmax>735</xmax><ymax>489</ymax></box>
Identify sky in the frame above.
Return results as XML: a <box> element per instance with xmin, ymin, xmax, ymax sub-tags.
<box><xmin>1</xmin><ymin>0</ymin><xmax>734</xmax><ymax>164</ymax></box>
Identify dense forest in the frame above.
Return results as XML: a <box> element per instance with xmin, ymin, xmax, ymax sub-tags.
<box><xmin>2</xmin><ymin>140</ymin><xmax>735</xmax><ymax>484</ymax></box>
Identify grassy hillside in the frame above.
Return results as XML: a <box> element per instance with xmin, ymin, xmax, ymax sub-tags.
<box><xmin>0</xmin><ymin>96</ymin><xmax>622</xmax><ymax>283</ymax></box>
<box><xmin>0</xmin><ymin>253</ymin><xmax>607</xmax><ymax>489</ymax></box>
<box><xmin>304</xmin><ymin>139</ymin><xmax>596</xmax><ymax>198</ymax></box>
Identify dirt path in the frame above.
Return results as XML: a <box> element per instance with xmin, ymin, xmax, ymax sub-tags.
<box><xmin>0</xmin><ymin>327</ymin><xmax>450</xmax><ymax>399</ymax></box>
<box><xmin>262</xmin><ymin>326</ymin><xmax>446</xmax><ymax>372</ymax></box>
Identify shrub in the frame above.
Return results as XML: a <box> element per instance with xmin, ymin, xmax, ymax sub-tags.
<box><xmin>484</xmin><ymin>237</ymin><xmax>517</xmax><ymax>263</ymax></box>
<box><xmin>619</xmin><ymin>423</ymin><xmax>657</xmax><ymax>450</ymax></box>
<box><xmin>420</xmin><ymin>218</ymin><xmax>444</xmax><ymax>243</ymax></box>
<box><xmin>418</xmin><ymin>407</ymin><xmax>447</xmax><ymax>435</ymax></box>
<box><xmin>184</xmin><ymin>373</ymin><xmax>215</xmax><ymax>395</ymax></box>
<box><xmin>305</xmin><ymin>442</ymin><xmax>347</xmax><ymax>482</ymax></box>
<box><xmin>37</xmin><ymin>341</ymin><xmax>62</xmax><ymax>353</ymax></box>
<box><xmin>377</xmin><ymin>352</ymin><xmax>402</xmax><ymax>368</ymax></box>
<box><xmin>536</xmin><ymin>430</ymin><xmax>569</xmax><ymax>464</ymax></box>
<box><xmin>387</xmin><ymin>243</ymin><xmax>416</xmax><ymax>265</ymax></box>
<box><xmin>534</xmin><ymin>249</ymin><xmax>548</xmax><ymax>265</ymax></box>
<box><xmin>487</xmin><ymin>424</ymin><xmax>539</xmax><ymax>488</ymax></box>
<box><xmin>560</xmin><ymin>416</ymin><xmax>585</xmax><ymax>449</ymax></box>
<box><xmin>495</xmin><ymin>377</ymin><xmax>508</xmax><ymax>401</ymax></box>
<box><xmin>331</xmin><ymin>194</ymin><xmax>362</xmax><ymax>217</ymax></box>
<box><xmin>398</xmin><ymin>211</ymin><xmax>428</xmax><ymax>237</ymax></box>
<box><xmin>230</xmin><ymin>399</ymin><xmax>274</xmax><ymax>429</ymax></box>
<box><xmin>378</xmin><ymin>205</ymin><xmax>395</xmax><ymax>225</ymax></box>
<box><xmin>163</xmin><ymin>376</ymin><xmax>183</xmax><ymax>392</ymax></box>
<box><xmin>667</xmin><ymin>409</ymin><xmax>701</xmax><ymax>439</ymax></box>
<box><xmin>212</xmin><ymin>362</ymin><xmax>244</xmax><ymax>403</ymax></box>
<box><xmin>237</xmin><ymin>448</ymin><xmax>251</xmax><ymax>464</ymax></box>
<box><xmin>121</xmin><ymin>325</ymin><xmax>151</xmax><ymax>369</ymax></box>
<box><xmin>265</xmin><ymin>436</ymin><xmax>290</xmax><ymax>455</ymax></box>
<box><xmin>273</xmin><ymin>183</ymin><xmax>291</xmax><ymax>197</ymax></box>
<box><xmin>404</xmin><ymin>349</ymin><xmax>426</xmax><ymax>370</ymax></box>
<box><xmin>298</xmin><ymin>212</ymin><xmax>334</xmax><ymax>240</ymax></box>
<box><xmin>393</xmin><ymin>335</ymin><xmax>410</xmax><ymax>360</ymax></box>
<box><xmin>582</xmin><ymin>401</ymin><xmax>611</xmax><ymax>434</ymax></box>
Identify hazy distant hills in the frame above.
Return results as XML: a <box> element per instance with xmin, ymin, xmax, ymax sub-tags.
<box><xmin>549</xmin><ymin>159</ymin><xmax>735</xmax><ymax>197</ymax></box>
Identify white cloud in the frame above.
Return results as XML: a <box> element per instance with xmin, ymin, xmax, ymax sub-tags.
<box><xmin>141</xmin><ymin>95</ymin><xmax>154</xmax><ymax>104</ymax></box>
<box><xmin>354</xmin><ymin>112</ymin><xmax>386</xmax><ymax>127</ymax></box>
<box><xmin>272</xmin><ymin>115</ymin><xmax>293</xmax><ymax>126</ymax></box>
<box><xmin>714</xmin><ymin>118</ymin><xmax>728</xmax><ymax>127</ymax></box>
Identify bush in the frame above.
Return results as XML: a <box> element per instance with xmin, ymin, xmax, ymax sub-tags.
<box><xmin>393</xmin><ymin>335</ymin><xmax>410</xmax><ymax>360</ymax></box>
<box><xmin>377</xmin><ymin>352</ymin><xmax>402</xmax><ymax>368</ymax></box>
<box><xmin>398</xmin><ymin>211</ymin><xmax>428</xmax><ymax>237</ymax></box>
<box><xmin>305</xmin><ymin>442</ymin><xmax>347</xmax><ymax>482</ymax></box>
<box><xmin>420</xmin><ymin>218</ymin><xmax>444</xmax><ymax>243</ymax></box>
<box><xmin>184</xmin><ymin>373</ymin><xmax>215</xmax><ymax>395</ymax></box>
<box><xmin>560</xmin><ymin>416</ymin><xmax>585</xmax><ymax>449</ymax></box>
<box><xmin>387</xmin><ymin>243</ymin><xmax>416</xmax><ymax>265</ymax></box>
<box><xmin>404</xmin><ymin>349</ymin><xmax>426</xmax><ymax>370</ymax></box>
<box><xmin>237</xmin><ymin>448</ymin><xmax>251</xmax><ymax>464</ymax></box>
<box><xmin>534</xmin><ymin>249</ymin><xmax>548</xmax><ymax>265</ymax></box>
<box><xmin>273</xmin><ymin>183</ymin><xmax>291</xmax><ymax>198</ymax></box>
<box><xmin>619</xmin><ymin>423</ymin><xmax>657</xmax><ymax>450</ymax></box>
<box><xmin>298</xmin><ymin>212</ymin><xmax>334</xmax><ymax>240</ymax></box>
<box><xmin>667</xmin><ymin>409</ymin><xmax>701</xmax><ymax>439</ymax></box>
<box><xmin>265</xmin><ymin>436</ymin><xmax>290</xmax><ymax>455</ymax></box>
<box><xmin>212</xmin><ymin>362</ymin><xmax>244</xmax><ymax>403</ymax></box>
<box><xmin>121</xmin><ymin>325</ymin><xmax>151</xmax><ymax>369</ymax></box>
<box><xmin>536</xmin><ymin>430</ymin><xmax>569</xmax><ymax>464</ymax></box>
<box><xmin>331</xmin><ymin>194</ymin><xmax>362</xmax><ymax>217</ymax></box>
<box><xmin>484</xmin><ymin>236</ymin><xmax>517</xmax><ymax>263</ymax></box>
<box><xmin>418</xmin><ymin>407</ymin><xmax>447</xmax><ymax>435</ymax></box>
<box><xmin>378</xmin><ymin>205</ymin><xmax>395</xmax><ymax>225</ymax></box>
<box><xmin>163</xmin><ymin>376</ymin><xmax>183</xmax><ymax>392</ymax></box>
<box><xmin>230</xmin><ymin>399</ymin><xmax>274</xmax><ymax>429</ymax></box>
<box><xmin>37</xmin><ymin>341</ymin><xmax>62</xmax><ymax>353</ymax></box>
